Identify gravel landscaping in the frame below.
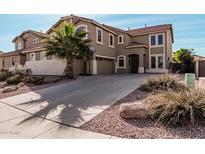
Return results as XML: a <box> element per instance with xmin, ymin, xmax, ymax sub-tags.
<box><xmin>80</xmin><ymin>89</ymin><xmax>205</xmax><ymax>139</ymax></box>
<box><xmin>0</xmin><ymin>79</ymin><xmax>72</xmax><ymax>99</ymax></box>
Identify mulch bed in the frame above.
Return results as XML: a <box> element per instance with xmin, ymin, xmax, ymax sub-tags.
<box><xmin>80</xmin><ymin>89</ymin><xmax>205</xmax><ymax>139</ymax></box>
<box><xmin>0</xmin><ymin>80</ymin><xmax>72</xmax><ymax>99</ymax></box>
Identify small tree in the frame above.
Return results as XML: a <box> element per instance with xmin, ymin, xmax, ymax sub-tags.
<box><xmin>45</xmin><ymin>22</ymin><xmax>92</xmax><ymax>79</ymax></box>
<box><xmin>172</xmin><ymin>48</ymin><xmax>195</xmax><ymax>73</ymax></box>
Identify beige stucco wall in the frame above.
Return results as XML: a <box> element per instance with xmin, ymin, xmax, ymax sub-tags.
<box><xmin>150</xmin><ymin>47</ymin><xmax>164</xmax><ymax>54</ymax></box>
<box><xmin>74</xmin><ymin>20</ymin><xmax>117</xmax><ymax>59</ymax></box>
<box><xmin>14</xmin><ymin>32</ymin><xmax>45</xmax><ymax>50</ymax></box>
<box><xmin>25</xmin><ymin>58</ymin><xmax>85</xmax><ymax>76</ymax></box>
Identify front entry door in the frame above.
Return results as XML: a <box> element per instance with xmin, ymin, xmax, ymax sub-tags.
<box><xmin>130</xmin><ymin>55</ymin><xmax>139</xmax><ymax>73</ymax></box>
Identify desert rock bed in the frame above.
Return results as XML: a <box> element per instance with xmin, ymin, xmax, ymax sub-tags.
<box><xmin>80</xmin><ymin>89</ymin><xmax>205</xmax><ymax>139</ymax></box>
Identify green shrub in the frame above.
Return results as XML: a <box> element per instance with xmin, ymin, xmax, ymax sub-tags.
<box><xmin>6</xmin><ymin>75</ymin><xmax>22</xmax><ymax>84</ymax></box>
<box><xmin>0</xmin><ymin>70</ymin><xmax>12</xmax><ymax>81</ymax></box>
<box><xmin>147</xmin><ymin>88</ymin><xmax>205</xmax><ymax>127</ymax></box>
<box><xmin>26</xmin><ymin>76</ymin><xmax>44</xmax><ymax>85</ymax></box>
<box><xmin>139</xmin><ymin>74</ymin><xmax>186</xmax><ymax>92</ymax></box>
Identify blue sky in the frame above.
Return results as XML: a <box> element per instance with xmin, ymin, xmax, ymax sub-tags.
<box><xmin>0</xmin><ymin>14</ymin><xmax>205</xmax><ymax>56</ymax></box>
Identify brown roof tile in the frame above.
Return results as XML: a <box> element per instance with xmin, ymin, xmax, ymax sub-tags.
<box><xmin>126</xmin><ymin>41</ymin><xmax>148</xmax><ymax>48</ymax></box>
<box><xmin>13</xmin><ymin>30</ymin><xmax>48</xmax><ymax>42</ymax></box>
<box><xmin>127</xmin><ymin>24</ymin><xmax>172</xmax><ymax>36</ymax></box>
<box><xmin>21</xmin><ymin>45</ymin><xmax>45</xmax><ymax>53</ymax></box>
<box><xmin>0</xmin><ymin>50</ymin><xmax>22</xmax><ymax>57</ymax></box>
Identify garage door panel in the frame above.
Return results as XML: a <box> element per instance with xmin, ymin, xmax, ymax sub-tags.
<box><xmin>199</xmin><ymin>61</ymin><xmax>205</xmax><ymax>77</ymax></box>
<box><xmin>97</xmin><ymin>58</ymin><xmax>115</xmax><ymax>75</ymax></box>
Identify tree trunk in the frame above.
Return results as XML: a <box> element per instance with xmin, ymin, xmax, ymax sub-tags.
<box><xmin>64</xmin><ymin>59</ymin><xmax>74</xmax><ymax>79</ymax></box>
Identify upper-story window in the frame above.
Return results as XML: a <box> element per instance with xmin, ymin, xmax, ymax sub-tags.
<box><xmin>118</xmin><ymin>35</ymin><xmax>124</xmax><ymax>44</ymax></box>
<box><xmin>96</xmin><ymin>27</ymin><xmax>103</xmax><ymax>44</ymax></box>
<box><xmin>158</xmin><ymin>34</ymin><xmax>163</xmax><ymax>45</ymax></box>
<box><xmin>33</xmin><ymin>38</ymin><xmax>40</xmax><ymax>44</ymax></box>
<box><xmin>109</xmin><ymin>33</ymin><xmax>114</xmax><ymax>48</ymax></box>
<box><xmin>150</xmin><ymin>34</ymin><xmax>164</xmax><ymax>47</ymax></box>
<box><xmin>76</xmin><ymin>25</ymin><xmax>88</xmax><ymax>39</ymax></box>
<box><xmin>17</xmin><ymin>42</ymin><xmax>22</xmax><ymax>50</ymax></box>
<box><xmin>151</xmin><ymin>35</ymin><xmax>156</xmax><ymax>46</ymax></box>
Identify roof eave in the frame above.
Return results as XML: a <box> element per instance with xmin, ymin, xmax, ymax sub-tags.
<box><xmin>126</xmin><ymin>45</ymin><xmax>148</xmax><ymax>49</ymax></box>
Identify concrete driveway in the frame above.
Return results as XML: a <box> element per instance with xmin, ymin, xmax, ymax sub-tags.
<box><xmin>0</xmin><ymin>74</ymin><xmax>149</xmax><ymax>138</ymax></box>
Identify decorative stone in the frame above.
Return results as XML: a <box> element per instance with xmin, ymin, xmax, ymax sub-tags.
<box><xmin>2</xmin><ymin>86</ymin><xmax>18</xmax><ymax>93</ymax></box>
<box><xmin>119</xmin><ymin>102</ymin><xmax>149</xmax><ymax>119</ymax></box>
<box><xmin>17</xmin><ymin>82</ymin><xmax>25</xmax><ymax>87</ymax></box>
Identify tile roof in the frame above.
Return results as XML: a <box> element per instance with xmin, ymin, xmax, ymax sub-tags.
<box><xmin>12</xmin><ymin>30</ymin><xmax>49</xmax><ymax>42</ymax></box>
<box><xmin>0</xmin><ymin>50</ymin><xmax>22</xmax><ymax>57</ymax></box>
<box><xmin>126</xmin><ymin>41</ymin><xmax>148</xmax><ymax>48</ymax></box>
<box><xmin>21</xmin><ymin>45</ymin><xmax>45</xmax><ymax>53</ymax></box>
<box><xmin>47</xmin><ymin>14</ymin><xmax>118</xmax><ymax>35</ymax></box>
<box><xmin>102</xmin><ymin>24</ymin><xmax>126</xmax><ymax>34</ymax></box>
<box><xmin>127</xmin><ymin>24</ymin><xmax>172</xmax><ymax>36</ymax></box>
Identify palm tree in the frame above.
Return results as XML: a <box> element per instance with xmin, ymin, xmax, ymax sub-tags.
<box><xmin>44</xmin><ymin>22</ymin><xmax>92</xmax><ymax>79</ymax></box>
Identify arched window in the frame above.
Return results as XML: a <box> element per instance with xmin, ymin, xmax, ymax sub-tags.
<box><xmin>117</xmin><ymin>55</ymin><xmax>126</xmax><ymax>68</ymax></box>
<box><xmin>17</xmin><ymin>42</ymin><xmax>22</xmax><ymax>50</ymax></box>
<box><xmin>76</xmin><ymin>25</ymin><xmax>88</xmax><ymax>39</ymax></box>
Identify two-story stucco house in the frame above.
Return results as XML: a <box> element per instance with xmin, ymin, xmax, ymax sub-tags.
<box><xmin>0</xmin><ymin>14</ymin><xmax>174</xmax><ymax>76</ymax></box>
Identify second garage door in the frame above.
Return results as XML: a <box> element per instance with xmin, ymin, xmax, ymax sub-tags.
<box><xmin>97</xmin><ymin>57</ymin><xmax>115</xmax><ymax>75</ymax></box>
<box><xmin>199</xmin><ymin>60</ymin><xmax>205</xmax><ymax>77</ymax></box>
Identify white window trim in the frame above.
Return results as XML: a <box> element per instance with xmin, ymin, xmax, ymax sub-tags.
<box><xmin>150</xmin><ymin>54</ymin><xmax>165</xmax><ymax>70</ymax></box>
<box><xmin>96</xmin><ymin>27</ymin><xmax>103</xmax><ymax>45</ymax></box>
<box><xmin>117</xmin><ymin>55</ymin><xmax>126</xmax><ymax>69</ymax></box>
<box><xmin>108</xmin><ymin>33</ymin><xmax>114</xmax><ymax>48</ymax></box>
<box><xmin>75</xmin><ymin>24</ymin><xmax>88</xmax><ymax>39</ymax></box>
<box><xmin>17</xmin><ymin>41</ymin><xmax>22</xmax><ymax>50</ymax></box>
<box><xmin>149</xmin><ymin>33</ymin><xmax>164</xmax><ymax>48</ymax></box>
<box><xmin>30</xmin><ymin>53</ymin><xmax>36</xmax><ymax>62</ymax></box>
<box><xmin>117</xmin><ymin>35</ymin><xmax>124</xmax><ymax>44</ymax></box>
<box><xmin>41</xmin><ymin>51</ymin><xmax>48</xmax><ymax>61</ymax></box>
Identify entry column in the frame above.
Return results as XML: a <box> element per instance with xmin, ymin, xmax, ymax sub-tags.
<box><xmin>138</xmin><ymin>52</ymin><xmax>145</xmax><ymax>73</ymax></box>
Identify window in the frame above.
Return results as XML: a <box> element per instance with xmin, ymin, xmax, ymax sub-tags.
<box><xmin>30</xmin><ymin>53</ymin><xmax>35</xmax><ymax>61</ymax></box>
<box><xmin>17</xmin><ymin>42</ymin><xmax>22</xmax><ymax>50</ymax></box>
<box><xmin>151</xmin><ymin>56</ymin><xmax>156</xmax><ymax>69</ymax></box>
<box><xmin>96</xmin><ymin>27</ymin><xmax>103</xmax><ymax>44</ymax></box>
<box><xmin>76</xmin><ymin>25</ymin><xmax>88</xmax><ymax>39</ymax></box>
<box><xmin>109</xmin><ymin>33</ymin><xmax>114</xmax><ymax>47</ymax></box>
<box><xmin>11</xmin><ymin>57</ymin><xmax>15</xmax><ymax>66</ymax></box>
<box><xmin>150</xmin><ymin>34</ymin><xmax>164</xmax><ymax>47</ymax></box>
<box><xmin>151</xmin><ymin>55</ymin><xmax>164</xmax><ymax>69</ymax></box>
<box><xmin>158</xmin><ymin>35</ymin><xmax>163</xmax><ymax>45</ymax></box>
<box><xmin>151</xmin><ymin>35</ymin><xmax>156</xmax><ymax>46</ymax></box>
<box><xmin>33</xmin><ymin>38</ymin><xmax>40</xmax><ymax>44</ymax></box>
<box><xmin>117</xmin><ymin>55</ymin><xmax>126</xmax><ymax>68</ymax></box>
<box><xmin>118</xmin><ymin>35</ymin><xmax>124</xmax><ymax>44</ymax></box>
<box><xmin>158</xmin><ymin>56</ymin><xmax>163</xmax><ymax>68</ymax></box>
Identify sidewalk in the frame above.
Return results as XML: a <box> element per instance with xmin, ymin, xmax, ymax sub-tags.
<box><xmin>0</xmin><ymin>102</ymin><xmax>118</xmax><ymax>139</ymax></box>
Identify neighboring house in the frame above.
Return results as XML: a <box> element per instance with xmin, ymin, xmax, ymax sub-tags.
<box><xmin>194</xmin><ymin>55</ymin><xmax>205</xmax><ymax>77</ymax></box>
<box><xmin>0</xmin><ymin>14</ymin><xmax>174</xmax><ymax>76</ymax></box>
<box><xmin>0</xmin><ymin>50</ymin><xmax>25</xmax><ymax>70</ymax></box>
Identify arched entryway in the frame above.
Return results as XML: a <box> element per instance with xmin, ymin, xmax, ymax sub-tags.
<box><xmin>129</xmin><ymin>54</ymin><xmax>139</xmax><ymax>73</ymax></box>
